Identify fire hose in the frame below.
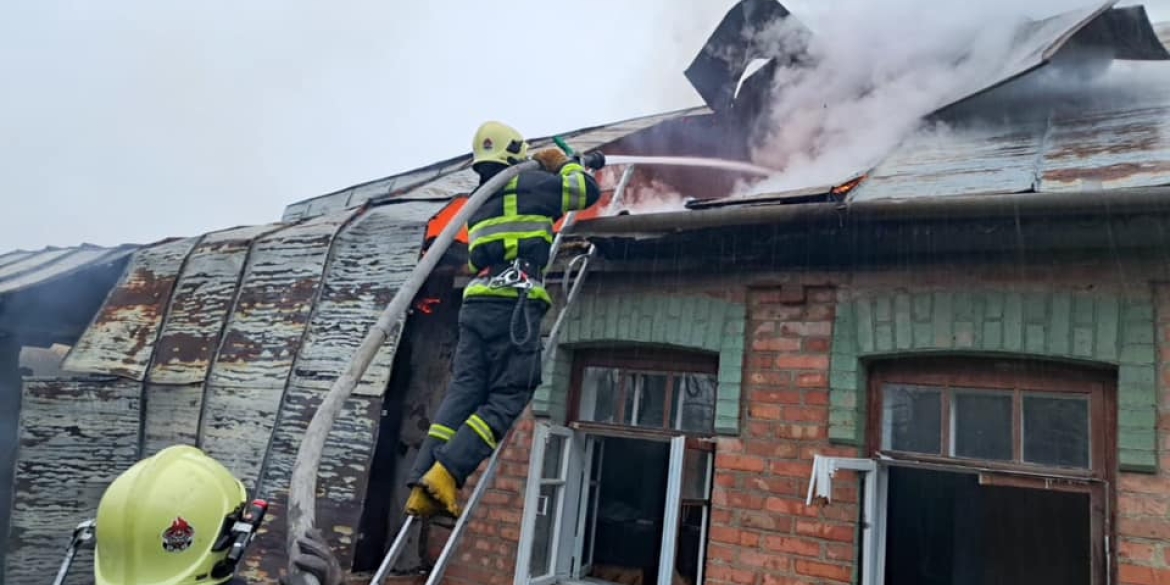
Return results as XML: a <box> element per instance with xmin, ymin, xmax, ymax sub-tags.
<box><xmin>284</xmin><ymin>158</ymin><xmax>542</xmax><ymax>583</ymax></box>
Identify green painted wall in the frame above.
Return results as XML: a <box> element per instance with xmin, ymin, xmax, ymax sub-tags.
<box><xmin>829</xmin><ymin>290</ymin><xmax>1158</xmax><ymax>472</ymax></box>
<box><xmin>533</xmin><ymin>292</ymin><xmax>746</xmax><ymax>435</ymax></box>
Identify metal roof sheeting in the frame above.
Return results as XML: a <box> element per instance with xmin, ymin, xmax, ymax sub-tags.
<box><xmin>0</xmin><ymin>244</ymin><xmax>138</xmax><ymax>295</ymax></box>
<box><xmin>849</xmin><ymin>76</ymin><xmax>1170</xmax><ymax>202</ymax></box>
<box><xmin>280</xmin><ymin>107</ymin><xmax>708</xmax><ymax>223</ymax></box>
<box><xmin>6</xmin><ymin>200</ymin><xmax>442</xmax><ymax>583</ymax></box>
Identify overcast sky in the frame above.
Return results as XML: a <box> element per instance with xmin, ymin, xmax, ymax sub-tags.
<box><xmin>1</xmin><ymin>1</ymin><xmax>1167</xmax><ymax>251</ymax></box>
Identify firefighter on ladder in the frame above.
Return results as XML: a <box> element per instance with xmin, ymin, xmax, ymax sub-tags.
<box><xmin>405</xmin><ymin>121</ymin><xmax>604</xmax><ymax>519</ymax></box>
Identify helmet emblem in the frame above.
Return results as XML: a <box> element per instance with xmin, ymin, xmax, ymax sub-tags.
<box><xmin>482</xmin><ymin>138</ymin><xmax>494</xmax><ymax>150</ymax></box>
<box><xmin>161</xmin><ymin>517</ymin><xmax>195</xmax><ymax>553</ymax></box>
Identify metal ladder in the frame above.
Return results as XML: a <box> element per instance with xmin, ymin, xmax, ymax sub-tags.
<box><xmin>369</xmin><ymin>165</ymin><xmax>637</xmax><ymax>585</ymax></box>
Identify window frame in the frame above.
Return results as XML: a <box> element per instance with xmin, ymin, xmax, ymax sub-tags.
<box><xmin>567</xmin><ymin>347</ymin><xmax>720</xmax><ymax>438</ymax></box>
<box><xmin>866</xmin><ymin>357</ymin><xmax>1114</xmax><ymax>479</ymax></box>
<box><xmin>865</xmin><ymin>357</ymin><xmax>1117</xmax><ymax>585</ymax></box>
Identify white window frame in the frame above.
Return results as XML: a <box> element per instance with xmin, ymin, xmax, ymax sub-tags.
<box><xmin>806</xmin><ymin>455</ymin><xmax>889</xmax><ymax>585</ymax></box>
<box><xmin>515</xmin><ymin>422</ymin><xmax>697</xmax><ymax>585</ymax></box>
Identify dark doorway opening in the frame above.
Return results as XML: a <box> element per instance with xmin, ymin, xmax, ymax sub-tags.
<box><xmin>588</xmin><ymin>437</ymin><xmax>670</xmax><ymax>583</ymax></box>
<box><xmin>885</xmin><ymin>466</ymin><xmax>1090</xmax><ymax>585</ymax></box>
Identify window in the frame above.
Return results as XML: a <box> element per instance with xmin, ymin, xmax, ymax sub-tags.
<box><xmin>873</xmin><ymin>360</ymin><xmax>1106</xmax><ymax>473</ymax></box>
<box><xmin>856</xmin><ymin>358</ymin><xmax>1116</xmax><ymax>585</ymax></box>
<box><xmin>516</xmin><ymin>349</ymin><xmax>718</xmax><ymax>585</ymax></box>
<box><xmin>570</xmin><ymin>348</ymin><xmax>719</xmax><ymax>435</ymax></box>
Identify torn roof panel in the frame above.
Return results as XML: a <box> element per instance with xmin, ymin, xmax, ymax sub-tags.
<box><xmin>0</xmin><ymin>244</ymin><xmax>139</xmax><ymax>295</ymax></box>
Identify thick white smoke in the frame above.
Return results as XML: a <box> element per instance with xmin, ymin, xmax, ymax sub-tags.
<box><xmin>741</xmin><ymin>0</ymin><xmax>1096</xmax><ymax>195</ymax></box>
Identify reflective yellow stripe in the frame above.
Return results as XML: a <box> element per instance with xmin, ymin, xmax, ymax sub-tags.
<box><xmin>465</xmin><ymin>415</ymin><xmax>498</xmax><ymax>450</ymax></box>
<box><xmin>428</xmin><ymin>424</ymin><xmax>456</xmax><ymax>442</ymax></box>
<box><xmin>467</xmin><ymin>230</ymin><xmax>554</xmax><ymax>253</ymax></box>
<box><xmin>463</xmin><ymin>282</ymin><xmax>553</xmax><ymax>304</ymax></box>
<box><xmin>468</xmin><ymin>214</ymin><xmax>555</xmax><ymax>237</ymax></box>
<box><xmin>503</xmin><ymin>192</ymin><xmax>519</xmax><ymax>261</ymax></box>
<box><xmin>575</xmin><ymin>172</ymin><xmax>586</xmax><ymax>210</ymax></box>
<box><xmin>560</xmin><ymin>162</ymin><xmax>589</xmax><ymax>213</ymax></box>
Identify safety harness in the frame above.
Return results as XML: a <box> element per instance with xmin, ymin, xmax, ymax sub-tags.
<box><xmin>480</xmin><ymin>258</ymin><xmax>539</xmax><ymax>346</ymax></box>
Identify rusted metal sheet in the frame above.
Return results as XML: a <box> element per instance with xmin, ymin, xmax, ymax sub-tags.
<box><xmin>149</xmin><ymin>223</ymin><xmax>285</xmax><ymax>385</ymax></box>
<box><xmin>5</xmin><ymin>378</ymin><xmax>140</xmax><ymax>585</ymax></box>
<box><xmin>290</xmin><ymin>202</ymin><xmax>440</xmax><ymax>396</ymax></box>
<box><xmin>142</xmin><ymin>384</ymin><xmax>202</xmax><ymax>455</ymax></box>
<box><xmin>1039</xmin><ymin>95</ymin><xmax>1170</xmax><ymax>191</ymax></box>
<box><xmin>61</xmin><ymin>237</ymin><xmax>201</xmax><ymax>380</ymax></box>
<box><xmin>0</xmin><ymin>245</ymin><xmax>138</xmax><ymax>295</ymax></box>
<box><xmin>207</xmin><ymin>209</ymin><xmax>360</xmax><ymax>389</ymax></box>
<box><xmin>199</xmin><ymin>384</ymin><xmax>286</xmax><ymax>490</ymax></box>
<box><xmin>238</xmin><ymin>387</ymin><xmax>380</xmax><ymax>583</ymax></box>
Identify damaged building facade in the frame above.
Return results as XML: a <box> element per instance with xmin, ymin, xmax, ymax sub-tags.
<box><xmin>3</xmin><ymin>1</ymin><xmax>1170</xmax><ymax>585</ymax></box>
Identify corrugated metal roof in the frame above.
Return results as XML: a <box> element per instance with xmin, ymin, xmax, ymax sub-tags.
<box><xmin>280</xmin><ymin>107</ymin><xmax>709</xmax><ymax>223</ymax></box>
<box><xmin>0</xmin><ymin>244</ymin><xmax>138</xmax><ymax>295</ymax></box>
<box><xmin>7</xmin><ymin>200</ymin><xmax>443</xmax><ymax>583</ymax></box>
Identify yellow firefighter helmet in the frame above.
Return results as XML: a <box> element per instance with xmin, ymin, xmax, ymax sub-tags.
<box><xmin>471</xmin><ymin>121</ymin><xmax>529</xmax><ymax>169</ymax></box>
<box><xmin>93</xmin><ymin>445</ymin><xmax>249</xmax><ymax>585</ymax></box>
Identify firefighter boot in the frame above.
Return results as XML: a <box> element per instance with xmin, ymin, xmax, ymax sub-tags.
<box><xmin>420</xmin><ymin>462</ymin><xmax>462</xmax><ymax>518</ymax></box>
<box><xmin>404</xmin><ymin>486</ymin><xmax>442</xmax><ymax>518</ymax></box>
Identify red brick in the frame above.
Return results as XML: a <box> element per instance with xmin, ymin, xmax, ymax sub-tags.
<box><xmin>783</xmin><ymin>406</ymin><xmax>828</xmax><ymax>423</ymax></box>
<box><xmin>710</xmin><ymin>525</ymin><xmax>744</xmax><ymax>545</ymax></box>
<box><xmin>1118</xmin><ymin>540</ymin><xmax>1156</xmax><ymax>563</ymax></box>
<box><xmin>739</xmin><ymin>550</ymin><xmax>793</xmax><ymax>572</ymax></box>
<box><xmin>711</xmin><ymin>508</ymin><xmax>734</xmax><ymax>524</ymax></box>
<box><xmin>746</xmin><ymin>441</ymin><xmax>800</xmax><ymax>459</ymax></box>
<box><xmin>761</xmin><ymin>575</ymin><xmax>805</xmax><ymax>585</ymax></box>
<box><xmin>765</xmin><ymin>497</ymin><xmax>821</xmax><ymax>517</ymax></box>
<box><xmin>707</xmin><ymin>543</ymin><xmax>737</xmax><ymax>562</ymax></box>
<box><xmin>741</xmin><ymin>511</ymin><xmax>794</xmax><ymax>533</ymax></box>
<box><xmin>803</xmin><ymin>338</ymin><xmax>832</xmax><ymax>353</ymax></box>
<box><xmin>726</xmin><ymin>490</ymin><xmax>767</xmax><ymax>510</ymax></box>
<box><xmin>486</xmin><ymin>508</ymin><xmax>521</xmax><ymax>524</ymax></box>
<box><xmin>719</xmin><ymin>454</ymin><xmax>768</xmax><ymax>473</ymax></box>
<box><xmin>746</xmin><ymin>421</ymin><xmax>776</xmax><ymax>438</ymax></box>
<box><xmin>1120</xmin><ymin>518</ymin><xmax>1170</xmax><ymax>540</ymax></box>
<box><xmin>754</xmin><ymin>337</ymin><xmax>803</xmax><ymax>352</ymax></box>
<box><xmin>795</xmin><ymin>559</ymin><xmax>852</xmax><ymax>582</ymax></box>
<box><xmin>716</xmin><ymin>472</ymin><xmax>740</xmax><ymax>488</ymax></box>
<box><xmin>748</xmin><ymin>403</ymin><xmax>784</xmax><ymax>420</ymax></box>
<box><xmin>775</xmin><ymin>424</ymin><xmax>826</xmax><ymax>440</ymax></box>
<box><xmin>804</xmin><ymin>390</ymin><xmax>831</xmax><ymax>405</ymax></box>
<box><xmin>795</xmin><ymin>520</ymin><xmax>855</xmax><ymax>542</ymax></box>
<box><xmin>826</xmin><ymin>542</ymin><xmax>856</xmax><ymax>562</ymax></box>
<box><xmin>748</xmin><ymin>389</ymin><xmax>803</xmax><ymax>405</ymax></box>
<box><xmin>795</xmin><ymin>371</ymin><xmax>829</xmax><ymax>388</ymax></box>
<box><xmin>775</xmin><ymin>355</ymin><xmax>830</xmax><ymax>370</ymax></box>
<box><xmin>808</xmin><ymin>288</ymin><xmax>836</xmax><ymax>303</ymax></box>
<box><xmin>764</xmin><ymin>536</ymin><xmax>821</xmax><ymax>557</ymax></box>
<box><xmin>747</xmin><ymin>354</ymin><xmax>777</xmax><ymax>370</ymax></box>
<box><xmin>1119</xmin><ymin>564</ymin><xmax>1170</xmax><ymax>585</ymax></box>
<box><xmin>748</xmin><ymin>370</ymin><xmax>792</xmax><ymax>386</ymax></box>
<box><xmin>1120</xmin><ymin>494</ymin><xmax>1170</xmax><ymax>517</ymax></box>
<box><xmin>771</xmin><ymin>460</ymin><xmax>814</xmax><ymax>478</ymax></box>
<box><xmin>480</xmin><ymin>491</ymin><xmax>512</xmax><ymax>506</ymax></box>
<box><xmin>706</xmin><ymin>565</ymin><xmax>758</xmax><ymax>585</ymax></box>
<box><xmin>1121</xmin><ymin>474</ymin><xmax>1170</xmax><ymax>495</ymax></box>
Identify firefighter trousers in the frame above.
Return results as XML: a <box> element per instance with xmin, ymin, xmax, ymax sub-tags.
<box><xmin>407</xmin><ymin>297</ymin><xmax>548</xmax><ymax>488</ymax></box>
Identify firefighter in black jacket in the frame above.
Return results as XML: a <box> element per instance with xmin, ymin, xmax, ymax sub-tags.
<box><xmin>405</xmin><ymin>121</ymin><xmax>603</xmax><ymax>519</ymax></box>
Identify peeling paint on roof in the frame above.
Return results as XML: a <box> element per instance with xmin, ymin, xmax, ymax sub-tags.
<box><xmin>62</xmin><ymin>238</ymin><xmax>201</xmax><ymax>380</ymax></box>
<box><xmin>7</xmin><ymin>200</ymin><xmax>439</xmax><ymax>581</ymax></box>
<box><xmin>5</xmin><ymin>378</ymin><xmax>141</xmax><ymax>585</ymax></box>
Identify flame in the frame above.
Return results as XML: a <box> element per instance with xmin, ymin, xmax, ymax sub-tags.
<box><xmin>830</xmin><ymin>175</ymin><xmax>867</xmax><ymax>196</ymax></box>
<box><xmin>415</xmin><ymin>298</ymin><xmax>442</xmax><ymax>314</ymax></box>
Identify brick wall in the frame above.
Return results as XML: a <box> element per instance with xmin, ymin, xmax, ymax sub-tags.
<box><xmin>705</xmin><ymin>285</ymin><xmax>862</xmax><ymax>585</ymax></box>
<box><xmin>430</xmin><ymin>412</ymin><xmax>535</xmax><ymax>585</ymax></box>
<box><xmin>1115</xmin><ymin>283</ymin><xmax>1170</xmax><ymax>585</ymax></box>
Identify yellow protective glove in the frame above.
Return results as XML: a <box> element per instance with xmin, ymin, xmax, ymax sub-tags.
<box><xmin>532</xmin><ymin>148</ymin><xmax>570</xmax><ymax>173</ymax></box>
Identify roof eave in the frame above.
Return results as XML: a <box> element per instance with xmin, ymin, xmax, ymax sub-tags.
<box><xmin>568</xmin><ymin>186</ymin><xmax>1170</xmax><ymax>238</ymax></box>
